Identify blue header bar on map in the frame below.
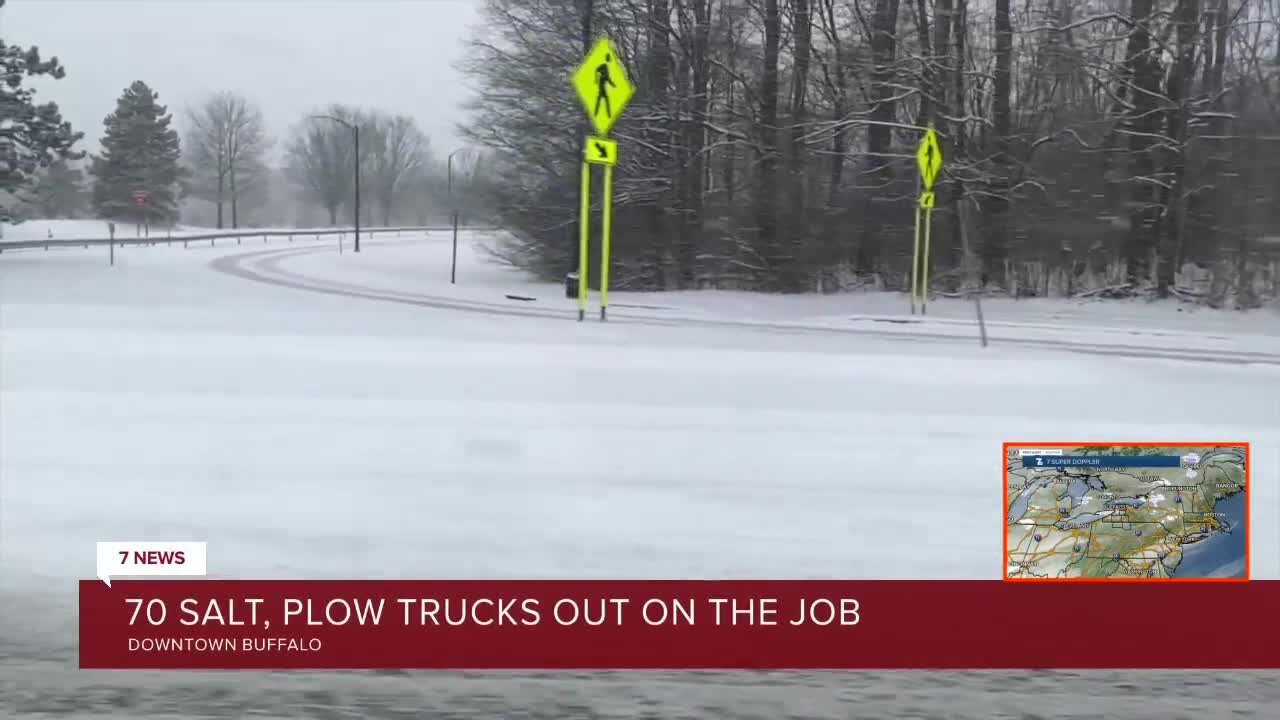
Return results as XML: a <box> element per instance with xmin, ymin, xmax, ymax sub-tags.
<box><xmin>1023</xmin><ymin>455</ymin><xmax>1182</xmax><ymax>468</ymax></box>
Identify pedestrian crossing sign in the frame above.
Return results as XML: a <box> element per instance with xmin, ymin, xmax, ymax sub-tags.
<box><xmin>572</xmin><ymin>37</ymin><xmax>634</xmax><ymax>136</ymax></box>
<box><xmin>916</xmin><ymin>126</ymin><xmax>943</xmax><ymax>190</ymax></box>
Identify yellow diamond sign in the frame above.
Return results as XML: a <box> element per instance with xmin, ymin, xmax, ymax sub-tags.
<box><xmin>572</xmin><ymin>37</ymin><xmax>634</xmax><ymax>136</ymax></box>
<box><xmin>916</xmin><ymin>127</ymin><xmax>943</xmax><ymax>191</ymax></box>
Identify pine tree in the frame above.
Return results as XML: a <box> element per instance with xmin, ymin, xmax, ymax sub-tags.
<box><xmin>90</xmin><ymin>81</ymin><xmax>183</xmax><ymax>223</ymax></box>
<box><xmin>30</xmin><ymin>160</ymin><xmax>87</xmax><ymax>218</ymax></box>
<box><xmin>0</xmin><ymin>0</ymin><xmax>84</xmax><ymax>197</ymax></box>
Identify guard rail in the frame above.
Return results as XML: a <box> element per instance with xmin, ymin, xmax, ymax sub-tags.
<box><xmin>0</xmin><ymin>225</ymin><xmax>497</xmax><ymax>252</ymax></box>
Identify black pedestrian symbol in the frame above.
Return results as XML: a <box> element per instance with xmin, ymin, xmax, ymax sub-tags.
<box><xmin>594</xmin><ymin>54</ymin><xmax>616</xmax><ymax>119</ymax></box>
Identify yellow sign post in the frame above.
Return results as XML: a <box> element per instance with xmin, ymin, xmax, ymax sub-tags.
<box><xmin>571</xmin><ymin>37</ymin><xmax>634</xmax><ymax>321</ymax></box>
<box><xmin>912</xmin><ymin>126</ymin><xmax>943</xmax><ymax>315</ymax></box>
<box><xmin>584</xmin><ymin>136</ymin><xmax>617</xmax><ymax>316</ymax></box>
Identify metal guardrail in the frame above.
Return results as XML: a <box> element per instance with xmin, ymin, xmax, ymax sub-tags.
<box><xmin>0</xmin><ymin>225</ymin><xmax>499</xmax><ymax>252</ymax></box>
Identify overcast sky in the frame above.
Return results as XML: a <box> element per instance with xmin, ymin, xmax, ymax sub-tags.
<box><xmin>3</xmin><ymin>0</ymin><xmax>479</xmax><ymax>164</ymax></box>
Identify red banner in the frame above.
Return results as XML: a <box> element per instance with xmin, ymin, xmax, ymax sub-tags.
<box><xmin>79</xmin><ymin>580</ymin><xmax>1280</xmax><ymax>669</ymax></box>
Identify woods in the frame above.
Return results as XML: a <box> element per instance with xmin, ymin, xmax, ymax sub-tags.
<box><xmin>6</xmin><ymin>0</ymin><xmax>1279</xmax><ymax>309</ymax></box>
<box><xmin>463</xmin><ymin>0</ymin><xmax>1280</xmax><ymax>307</ymax></box>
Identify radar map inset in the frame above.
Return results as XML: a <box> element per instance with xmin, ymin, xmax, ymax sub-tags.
<box><xmin>1005</xmin><ymin>444</ymin><xmax>1248</xmax><ymax>580</ymax></box>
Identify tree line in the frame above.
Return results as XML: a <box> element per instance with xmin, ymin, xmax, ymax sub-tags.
<box><xmin>463</xmin><ymin>0</ymin><xmax>1280</xmax><ymax>307</ymax></box>
<box><xmin>3</xmin><ymin>9</ymin><xmax>480</xmax><ymax>233</ymax></box>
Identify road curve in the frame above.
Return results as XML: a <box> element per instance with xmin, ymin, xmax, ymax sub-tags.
<box><xmin>211</xmin><ymin>240</ymin><xmax>1280</xmax><ymax>367</ymax></box>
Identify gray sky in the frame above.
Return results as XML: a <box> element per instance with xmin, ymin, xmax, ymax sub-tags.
<box><xmin>2</xmin><ymin>0</ymin><xmax>480</xmax><ymax>164</ymax></box>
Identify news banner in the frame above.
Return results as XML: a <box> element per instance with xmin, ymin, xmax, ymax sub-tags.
<box><xmin>80</xmin><ymin>443</ymin><xmax>1279</xmax><ymax>670</ymax></box>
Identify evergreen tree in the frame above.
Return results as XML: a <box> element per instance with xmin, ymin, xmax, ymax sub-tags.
<box><xmin>90</xmin><ymin>81</ymin><xmax>183</xmax><ymax>223</ymax></box>
<box><xmin>30</xmin><ymin>159</ymin><xmax>87</xmax><ymax>218</ymax></box>
<box><xmin>0</xmin><ymin>0</ymin><xmax>84</xmax><ymax>198</ymax></box>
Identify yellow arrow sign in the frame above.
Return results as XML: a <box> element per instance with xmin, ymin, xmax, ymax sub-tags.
<box><xmin>916</xmin><ymin>127</ymin><xmax>943</xmax><ymax>190</ymax></box>
<box><xmin>572</xmin><ymin>37</ymin><xmax>634</xmax><ymax>136</ymax></box>
<box><xmin>584</xmin><ymin>135</ymin><xmax>617</xmax><ymax>166</ymax></box>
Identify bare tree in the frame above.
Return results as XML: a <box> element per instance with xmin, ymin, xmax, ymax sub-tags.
<box><xmin>184</xmin><ymin>91</ymin><xmax>271</xmax><ymax>228</ymax></box>
<box><xmin>855</xmin><ymin>0</ymin><xmax>901</xmax><ymax>279</ymax></box>
<box><xmin>361</xmin><ymin>112</ymin><xmax>431</xmax><ymax>225</ymax></box>
<box><xmin>284</xmin><ymin>105</ymin><xmax>360</xmax><ymax>225</ymax></box>
<box><xmin>984</xmin><ymin>0</ymin><xmax>1013</xmax><ymax>287</ymax></box>
<box><xmin>451</xmin><ymin>148</ymin><xmax>492</xmax><ymax>224</ymax></box>
<box><xmin>787</xmin><ymin>0</ymin><xmax>813</xmax><ymax>289</ymax></box>
<box><xmin>756</xmin><ymin>0</ymin><xmax>782</xmax><ymax>287</ymax></box>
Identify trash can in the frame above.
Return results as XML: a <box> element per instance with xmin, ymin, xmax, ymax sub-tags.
<box><xmin>565</xmin><ymin>272</ymin><xmax>579</xmax><ymax>299</ymax></box>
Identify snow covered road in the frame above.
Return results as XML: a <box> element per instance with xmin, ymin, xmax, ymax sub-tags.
<box><xmin>215</xmin><ymin>236</ymin><xmax>1280</xmax><ymax>365</ymax></box>
<box><xmin>2</xmin><ymin>232</ymin><xmax>1278</xmax><ymax>717</ymax></box>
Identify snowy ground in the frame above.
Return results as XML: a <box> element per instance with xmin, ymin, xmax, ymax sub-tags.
<box><xmin>2</xmin><ymin>227</ymin><xmax>1279</xmax><ymax>718</ymax></box>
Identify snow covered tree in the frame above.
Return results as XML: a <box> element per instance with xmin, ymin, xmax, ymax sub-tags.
<box><xmin>463</xmin><ymin>0</ymin><xmax>1280</xmax><ymax>304</ymax></box>
<box><xmin>0</xmin><ymin>3</ymin><xmax>83</xmax><ymax>199</ymax></box>
<box><xmin>90</xmin><ymin>81</ymin><xmax>183</xmax><ymax>223</ymax></box>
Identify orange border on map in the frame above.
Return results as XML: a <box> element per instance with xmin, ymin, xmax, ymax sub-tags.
<box><xmin>1002</xmin><ymin>441</ymin><xmax>1250</xmax><ymax>583</ymax></box>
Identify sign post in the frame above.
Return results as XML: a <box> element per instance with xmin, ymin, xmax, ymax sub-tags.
<box><xmin>132</xmin><ymin>190</ymin><xmax>151</xmax><ymax>240</ymax></box>
<box><xmin>571</xmin><ymin>37</ymin><xmax>633</xmax><ymax>321</ymax></box>
<box><xmin>912</xmin><ymin>127</ymin><xmax>942</xmax><ymax>315</ymax></box>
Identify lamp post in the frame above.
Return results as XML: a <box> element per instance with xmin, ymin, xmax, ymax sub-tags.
<box><xmin>447</xmin><ymin>147</ymin><xmax>470</xmax><ymax>284</ymax></box>
<box><xmin>310</xmin><ymin>114</ymin><xmax>361</xmax><ymax>253</ymax></box>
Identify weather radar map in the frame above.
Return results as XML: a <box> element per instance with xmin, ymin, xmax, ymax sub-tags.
<box><xmin>1005</xmin><ymin>444</ymin><xmax>1248</xmax><ymax>580</ymax></box>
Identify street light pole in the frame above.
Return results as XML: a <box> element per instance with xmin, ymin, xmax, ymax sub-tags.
<box><xmin>446</xmin><ymin>148</ymin><xmax>478</xmax><ymax>284</ymax></box>
<box><xmin>448</xmin><ymin>148</ymin><xmax>465</xmax><ymax>284</ymax></box>
<box><xmin>310</xmin><ymin>114</ymin><xmax>361</xmax><ymax>253</ymax></box>
<box><xmin>353</xmin><ymin>124</ymin><xmax>360</xmax><ymax>253</ymax></box>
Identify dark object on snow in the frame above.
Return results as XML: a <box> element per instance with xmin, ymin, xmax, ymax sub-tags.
<box><xmin>505</xmin><ymin>294</ymin><xmax>536</xmax><ymax>302</ymax></box>
<box><xmin>565</xmin><ymin>272</ymin><xmax>579</xmax><ymax>298</ymax></box>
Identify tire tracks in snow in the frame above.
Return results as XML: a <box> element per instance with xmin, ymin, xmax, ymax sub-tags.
<box><xmin>211</xmin><ymin>242</ymin><xmax>1280</xmax><ymax>367</ymax></box>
